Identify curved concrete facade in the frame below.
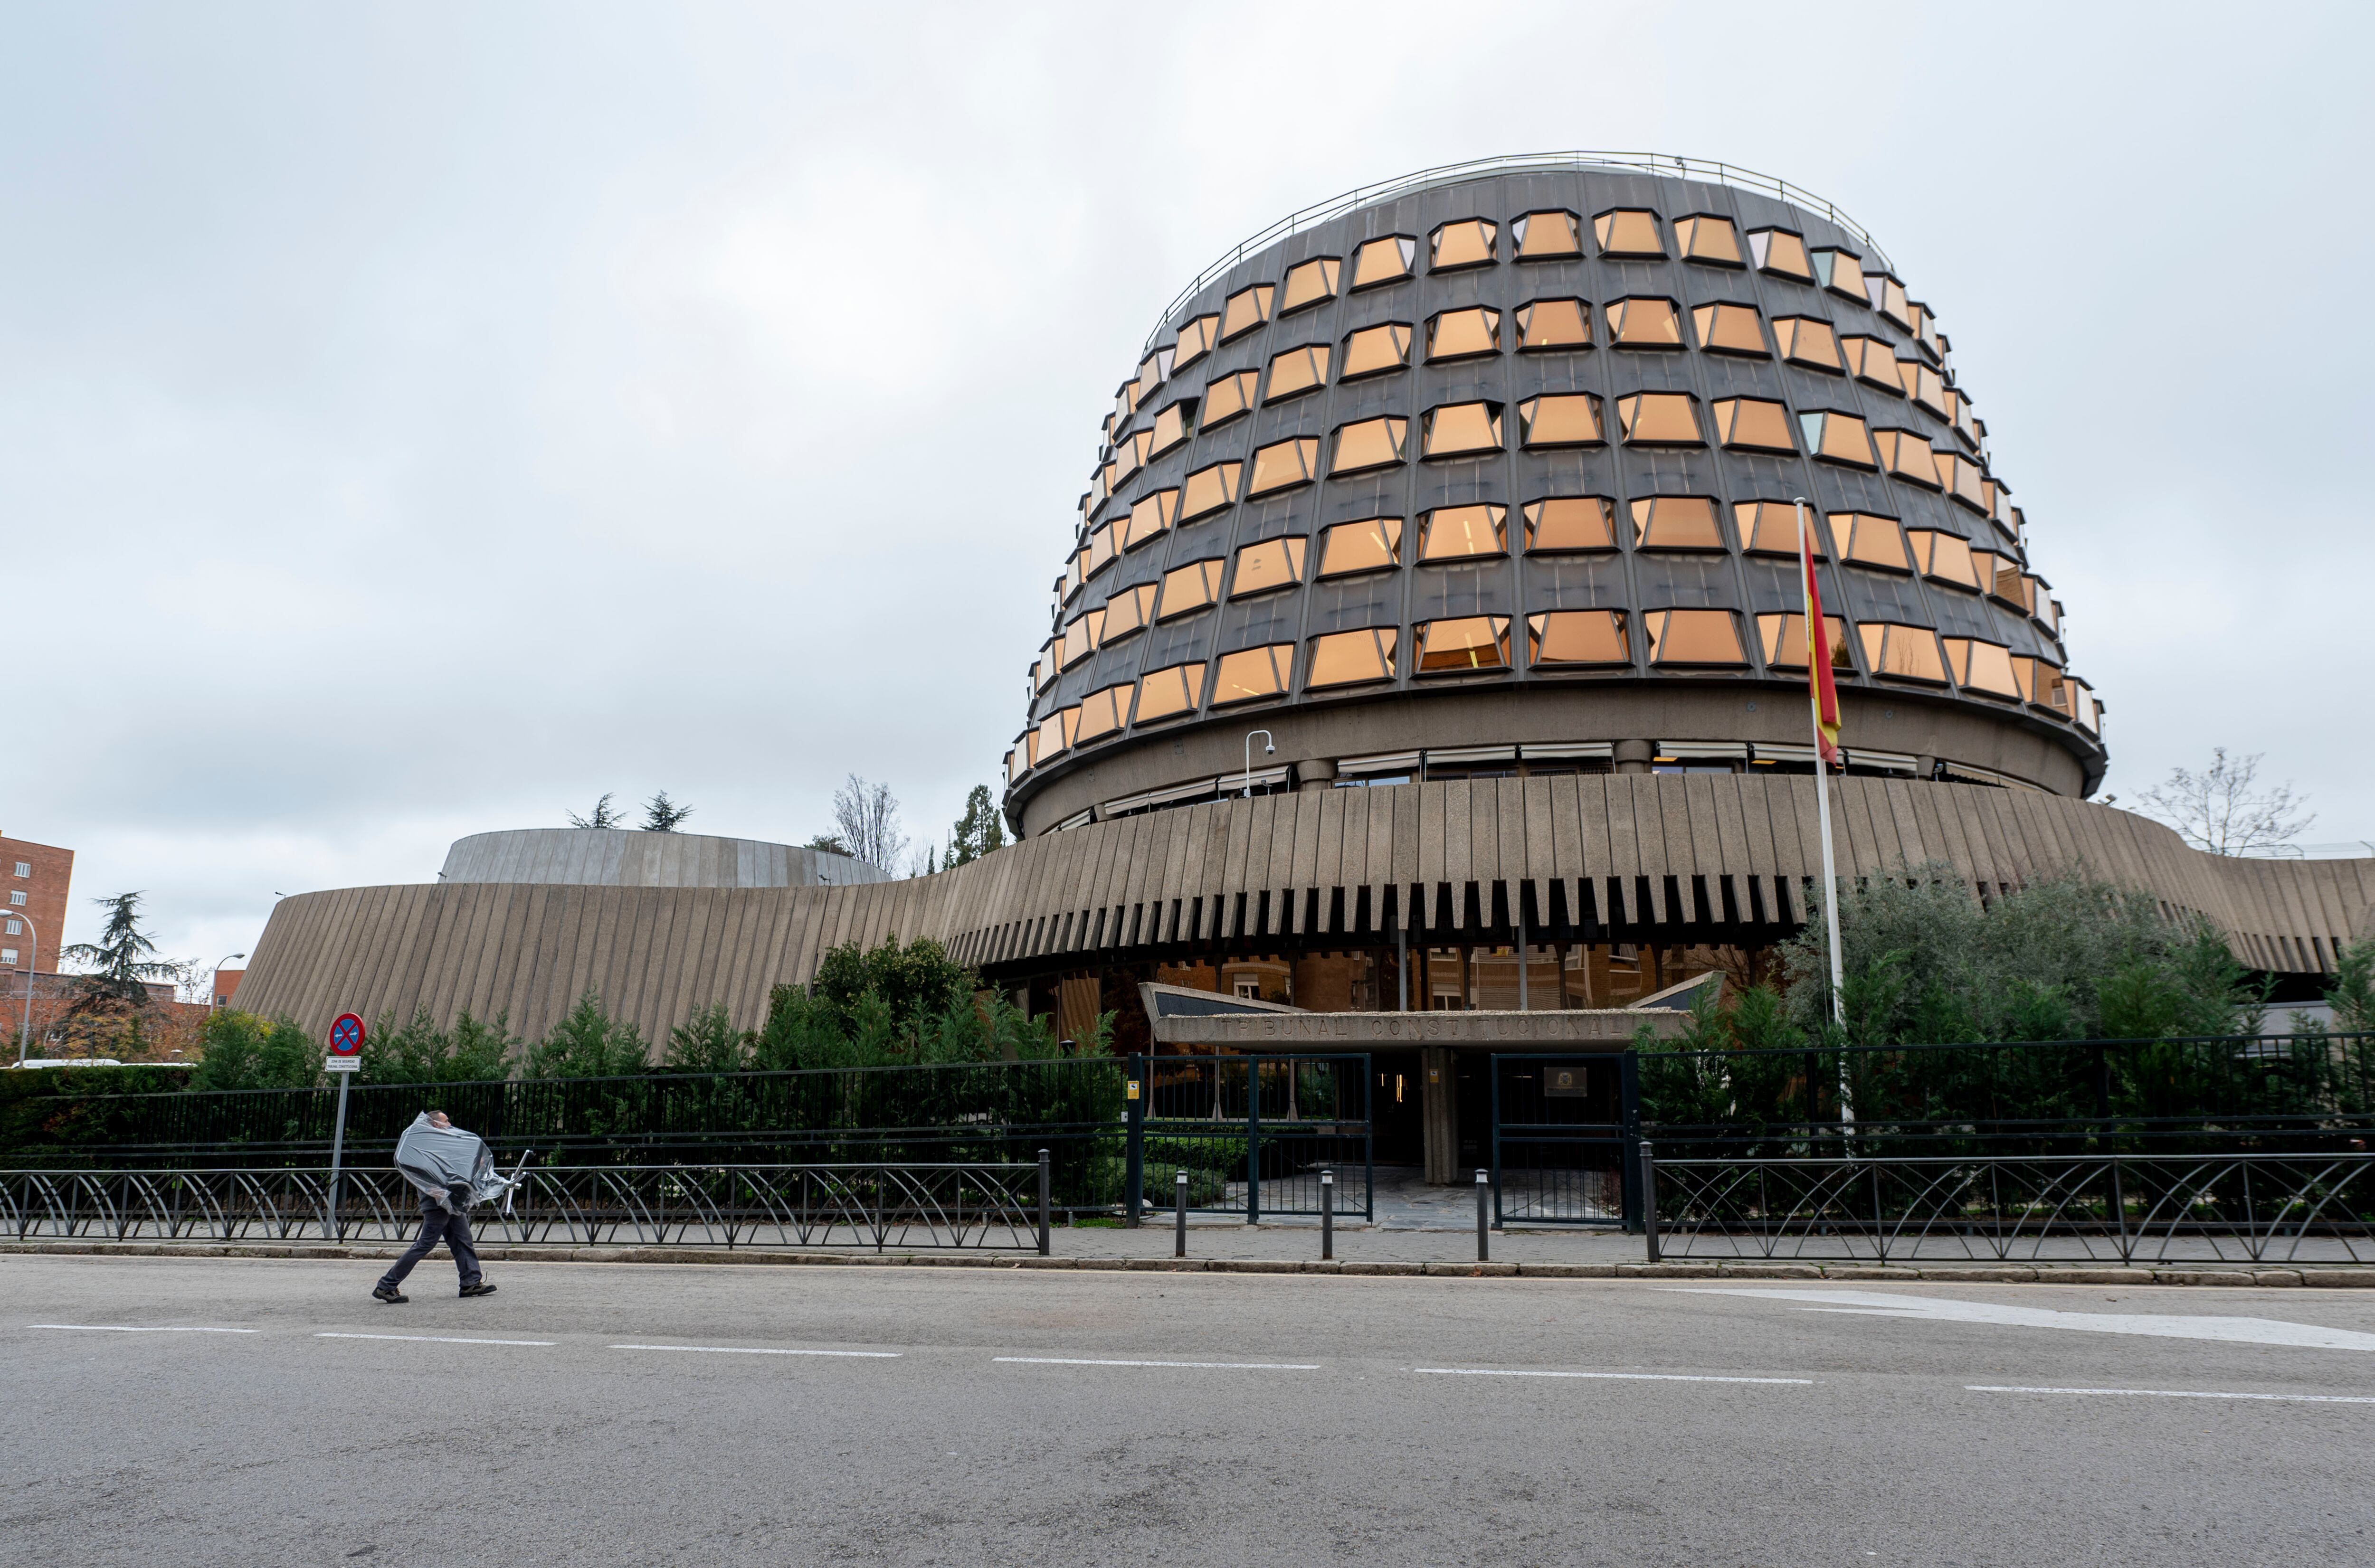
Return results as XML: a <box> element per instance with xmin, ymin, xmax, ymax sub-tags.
<box><xmin>438</xmin><ymin>829</ymin><xmax>888</xmax><ymax>890</ymax></box>
<box><xmin>235</xmin><ymin>778</ymin><xmax>2374</xmax><ymax>1045</ymax></box>
<box><xmin>1008</xmin><ymin>156</ymin><xmax>2102</xmax><ymax>839</ymax></box>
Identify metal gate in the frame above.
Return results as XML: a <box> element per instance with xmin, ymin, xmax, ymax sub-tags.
<box><xmin>1137</xmin><ymin>1054</ymin><xmax>1372</xmax><ymax>1222</ymax></box>
<box><xmin>1490</xmin><ymin>1052</ymin><xmax>1639</xmax><ymax>1228</ymax></box>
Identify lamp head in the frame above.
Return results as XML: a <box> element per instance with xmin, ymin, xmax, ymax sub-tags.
<box><xmin>1264</xmin><ymin>742</ymin><xmax>1275</xmax><ymax>756</ymax></box>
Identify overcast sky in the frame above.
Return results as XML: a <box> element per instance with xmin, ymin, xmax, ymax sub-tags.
<box><xmin>5</xmin><ymin>1</ymin><xmax>2369</xmax><ymax>976</ymax></box>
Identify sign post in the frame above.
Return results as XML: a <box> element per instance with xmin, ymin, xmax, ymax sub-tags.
<box><xmin>323</xmin><ymin>1012</ymin><xmax>364</xmax><ymax>1241</ymax></box>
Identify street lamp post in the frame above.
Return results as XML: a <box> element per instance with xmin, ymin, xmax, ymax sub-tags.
<box><xmin>210</xmin><ymin>953</ymin><xmax>246</xmax><ymax>1010</ymax></box>
<box><xmin>1241</xmin><ymin>730</ymin><xmax>1275</xmax><ymax>798</ymax></box>
<box><xmin>12</xmin><ymin>912</ymin><xmax>38</xmax><ymax>1066</ymax></box>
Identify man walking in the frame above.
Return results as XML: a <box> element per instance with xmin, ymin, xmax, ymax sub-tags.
<box><xmin>372</xmin><ymin>1108</ymin><xmax>514</xmax><ymax>1304</ymax></box>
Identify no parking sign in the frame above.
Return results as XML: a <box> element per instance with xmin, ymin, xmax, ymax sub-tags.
<box><xmin>326</xmin><ymin>1012</ymin><xmax>364</xmax><ymax>1073</ymax></box>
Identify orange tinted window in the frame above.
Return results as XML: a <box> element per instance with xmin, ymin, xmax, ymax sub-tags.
<box><xmin>1419</xmin><ymin>403</ymin><xmax>1500</xmax><ymax>459</ymax></box>
<box><xmin>1644</xmin><ymin>610</ymin><xmax>1746</xmax><ymax>666</ymax></box>
<box><xmin>1834</xmin><ymin>512</ymin><xmax>1911</xmax><ymax>572</ymax></box>
<box><xmin>1593</xmin><ymin>209</ymin><xmax>1664</xmax><ymax>258</ymax></box>
<box><xmin>1157</xmin><ymin>558</ymin><xmax>1225</xmax><ymax>619</ymax></box>
<box><xmin>1340</xmin><ymin>322</ymin><xmax>1412</xmax><ymax>378</ymax></box>
<box><xmin>1425</xmin><ymin>307</ymin><xmax>1501</xmax><ymax>361</ymax></box>
<box><xmin>1351</xmin><ymin>234</ymin><xmax>1416</xmax><ymax>289</ymax></box>
<box><xmin>1230</xmin><ymin>537</ymin><xmax>1307</xmax><ymax>597</ymax></box>
<box><xmin>1756</xmin><ymin>613</ymin><xmax>1853</xmax><ymax>671</ymax></box>
<box><xmin>1604</xmin><ymin>297</ymin><xmax>1683</xmax><ymax>348</ymax></box>
<box><xmin>1773</xmin><ymin>316</ymin><xmax>1843</xmax><ymax>372</ymax></box>
<box><xmin>1674</xmin><ymin>214</ymin><xmax>1743</xmax><ymax>265</ymax></box>
<box><xmin>1317</xmin><ymin>517</ymin><xmax>1401</xmax><ymax>577</ymax></box>
<box><xmin>1512</xmin><ymin>210</ymin><xmax>1583</xmax><ymax>259</ymax></box>
<box><xmin>1692</xmin><ymin>302</ymin><xmax>1767</xmax><ymax>355</ymax></box>
<box><xmin>1429</xmin><ymin>218</ymin><xmax>1496</xmax><ymax>271</ymax></box>
<box><xmin>1306</xmin><ymin>627</ymin><xmax>1397</xmax><ymax>688</ymax></box>
<box><xmin>1265</xmin><ymin>343</ymin><xmax>1330</xmax><ymax>401</ymax></box>
<box><xmin>1417</xmin><ymin>504</ymin><xmax>1506</xmax><ymax>562</ymax></box>
<box><xmin>1630</xmin><ymin>496</ymin><xmax>1724</xmax><ymax>550</ymax></box>
<box><xmin>1246</xmin><ymin>437</ymin><xmax>1319</xmax><ymax>496</ymax></box>
<box><xmin>1219</xmin><ymin>284</ymin><xmax>1274</xmax><ymax>342</ymax></box>
<box><xmin>1416</xmin><ymin>616</ymin><xmax>1511</xmax><ymax>674</ymax></box>
<box><xmin>1333</xmin><ymin>416</ymin><xmax>1409</xmax><ymax>473</ymax></box>
<box><xmin>1211</xmin><ymin>643</ymin><xmax>1294</xmax><ymax>707</ymax></box>
<box><xmin>1515</xmin><ymin>393</ymin><xmax>1603</xmax><ymax>448</ymax></box>
<box><xmin>1178</xmin><ymin>462</ymin><xmax>1240</xmax><ymax>520</ymax></box>
<box><xmin>1527</xmin><ymin>610</ymin><xmax>1630</xmax><ymax>667</ymax></box>
<box><xmin>1615</xmin><ymin>392</ymin><xmax>1702</xmax><ymax>444</ymax></box>
<box><xmin>1133</xmin><ymin>662</ymin><xmax>1206</xmax><ymax>724</ymax></box>
<box><xmin>1713</xmin><ymin>397</ymin><xmax>1796</xmax><ymax>453</ymax></box>
<box><xmin>1748</xmin><ymin>229</ymin><xmax>1814</xmax><ymax>280</ymax></box>
<box><xmin>1201</xmin><ymin>369</ymin><xmax>1259</xmax><ymax>428</ymax></box>
<box><xmin>1523</xmin><ymin>496</ymin><xmax>1619</xmax><ymax>552</ymax></box>
<box><xmin>1515</xmin><ymin>297</ymin><xmax>1591</xmax><ymax>350</ymax></box>
<box><xmin>1279</xmin><ymin>256</ymin><xmax>1341</xmax><ymax>313</ymax></box>
<box><xmin>1859</xmin><ymin>622</ymin><xmax>1948</xmax><ymax>683</ymax></box>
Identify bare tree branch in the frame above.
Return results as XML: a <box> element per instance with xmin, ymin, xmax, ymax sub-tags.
<box><xmin>831</xmin><ymin>775</ymin><xmax>909</xmax><ymax>871</ymax></box>
<box><xmin>2135</xmin><ymin>748</ymin><xmax>2315</xmax><ymax>855</ymax></box>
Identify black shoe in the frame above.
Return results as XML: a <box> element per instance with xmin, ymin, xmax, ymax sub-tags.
<box><xmin>372</xmin><ymin>1285</ymin><xmax>407</xmax><ymax>1304</ymax></box>
<box><xmin>459</xmin><ymin>1282</ymin><xmax>496</xmax><ymax>1298</ymax></box>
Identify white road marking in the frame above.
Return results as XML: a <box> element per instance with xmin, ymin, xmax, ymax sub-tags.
<box><xmin>316</xmin><ymin>1332</ymin><xmax>554</xmax><ymax>1346</ymax></box>
<box><xmin>994</xmin><ymin>1357</ymin><xmax>1320</xmax><ymax>1370</ymax></box>
<box><xmin>1970</xmin><ymin>1384</ymin><xmax>2375</xmax><ymax>1405</ymax></box>
<box><xmin>610</xmin><ymin>1344</ymin><xmax>900</xmax><ymax>1358</ymax></box>
<box><xmin>1670</xmin><ymin>1288</ymin><xmax>2375</xmax><ymax>1352</ymax></box>
<box><xmin>1416</xmin><ymin>1367</ymin><xmax>1814</xmax><ymax>1385</ymax></box>
<box><xmin>29</xmin><ymin>1323</ymin><xmax>259</xmax><ymax>1334</ymax></box>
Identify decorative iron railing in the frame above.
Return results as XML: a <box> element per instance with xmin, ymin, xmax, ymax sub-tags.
<box><xmin>0</xmin><ymin>1162</ymin><xmax>1045</xmax><ymax>1252</ymax></box>
<box><xmin>1141</xmin><ymin>151</ymin><xmax>1894</xmax><ymax>352</ymax></box>
<box><xmin>1641</xmin><ymin>1147</ymin><xmax>2375</xmax><ymax>1265</ymax></box>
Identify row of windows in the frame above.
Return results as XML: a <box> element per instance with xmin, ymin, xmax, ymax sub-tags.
<box><xmin>1107</xmin><ymin>208</ymin><xmax>1948</xmax><ymax>444</ymax></box>
<box><xmin>1013</xmin><ymin>614</ymin><xmax>2098</xmax><ymax>781</ymax></box>
<box><xmin>1066</xmin><ymin>397</ymin><xmax>2016</xmax><ymax>604</ymax></box>
<box><xmin>1089</xmin><ymin>302</ymin><xmax>1981</xmax><ymax>514</ymax></box>
<box><xmin>1043</xmin><ymin>500</ymin><xmax>2054</xmax><ymax>684</ymax></box>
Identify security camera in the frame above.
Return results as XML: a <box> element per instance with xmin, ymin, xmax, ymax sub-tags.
<box><xmin>1264</xmin><ymin>742</ymin><xmax>1276</xmax><ymax>756</ymax></box>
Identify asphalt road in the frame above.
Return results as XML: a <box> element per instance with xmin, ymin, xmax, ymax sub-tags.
<box><xmin>3</xmin><ymin>1256</ymin><xmax>2373</xmax><ymax>1568</ymax></box>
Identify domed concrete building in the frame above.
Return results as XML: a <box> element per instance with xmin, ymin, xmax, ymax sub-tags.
<box><xmin>234</xmin><ymin>156</ymin><xmax>2369</xmax><ymax>1087</ymax></box>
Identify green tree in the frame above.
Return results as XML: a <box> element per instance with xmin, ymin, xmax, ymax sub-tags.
<box><xmin>809</xmin><ymin>935</ymin><xmax>971</xmax><ymax>1036</ymax></box>
<box><xmin>2326</xmin><ymin>937</ymin><xmax>2375</xmax><ymax>1034</ymax></box>
<box><xmin>190</xmin><ymin>1010</ymin><xmax>321</xmax><ymax>1090</ymax></box>
<box><xmin>59</xmin><ymin>892</ymin><xmax>185</xmax><ymax>1011</ymax></box>
<box><xmin>523</xmin><ymin>993</ymin><xmax>648</xmax><ymax>1078</ymax></box>
<box><xmin>806</xmin><ymin>833</ymin><xmax>851</xmax><ymax>856</ymax></box>
<box><xmin>641</xmin><ymin>790</ymin><xmax>694</xmax><ymax>832</ymax></box>
<box><xmin>568</xmin><ymin>793</ymin><xmax>625</xmax><ymax>829</ymax></box>
<box><xmin>946</xmin><ymin>785</ymin><xmax>1007</xmax><ymax>868</ymax></box>
<box><xmin>663</xmin><ymin>1003</ymin><xmax>748</xmax><ymax>1072</ymax></box>
<box><xmin>1781</xmin><ymin>863</ymin><xmax>2261</xmax><ymax>1044</ymax></box>
<box><xmin>360</xmin><ymin>1008</ymin><xmax>520</xmax><ymax>1084</ymax></box>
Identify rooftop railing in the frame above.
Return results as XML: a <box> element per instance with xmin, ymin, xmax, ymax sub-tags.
<box><xmin>1140</xmin><ymin>151</ymin><xmax>1893</xmax><ymax>353</ymax></box>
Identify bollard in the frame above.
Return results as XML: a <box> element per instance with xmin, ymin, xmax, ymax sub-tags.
<box><xmin>1475</xmin><ymin>1168</ymin><xmax>1491</xmax><ymax>1263</ymax></box>
<box><xmin>1320</xmin><ymin>1168</ymin><xmax>1334</xmax><ymax>1261</ymax></box>
<box><xmin>1174</xmin><ymin>1169</ymin><xmax>1189</xmax><ymax>1258</ymax></box>
<box><xmin>1639</xmin><ymin>1140</ymin><xmax>1661</xmax><ymax>1264</ymax></box>
<box><xmin>1036</xmin><ymin>1148</ymin><xmax>1051</xmax><ymax>1256</ymax></box>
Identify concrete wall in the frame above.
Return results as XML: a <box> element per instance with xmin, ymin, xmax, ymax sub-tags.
<box><xmin>232</xmin><ymin>779</ymin><xmax>2375</xmax><ymax>1046</ymax></box>
<box><xmin>438</xmin><ymin>829</ymin><xmax>889</xmax><ymax>889</ymax></box>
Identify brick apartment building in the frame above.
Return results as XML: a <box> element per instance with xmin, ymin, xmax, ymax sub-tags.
<box><xmin>2</xmin><ymin>829</ymin><xmax>73</xmax><ymax>977</ymax></box>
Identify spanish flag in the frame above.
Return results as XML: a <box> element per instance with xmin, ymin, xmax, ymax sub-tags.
<box><xmin>1801</xmin><ymin>520</ymin><xmax>1843</xmax><ymax>764</ymax></box>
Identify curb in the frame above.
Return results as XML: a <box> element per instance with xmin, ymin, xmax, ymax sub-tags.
<box><xmin>3</xmin><ymin>1239</ymin><xmax>2370</xmax><ymax>1286</ymax></box>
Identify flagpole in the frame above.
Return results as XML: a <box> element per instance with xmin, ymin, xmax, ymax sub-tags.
<box><xmin>1796</xmin><ymin>498</ymin><xmax>1854</xmax><ymax>1134</ymax></box>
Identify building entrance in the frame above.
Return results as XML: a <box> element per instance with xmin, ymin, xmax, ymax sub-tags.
<box><xmin>1368</xmin><ymin>1048</ymin><xmax>1425</xmax><ymax>1164</ymax></box>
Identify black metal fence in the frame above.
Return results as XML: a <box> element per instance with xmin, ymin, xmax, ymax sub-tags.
<box><xmin>1641</xmin><ymin>1147</ymin><xmax>2375</xmax><ymax>1265</ymax></box>
<box><xmin>1637</xmin><ymin>1032</ymin><xmax>2375</xmax><ymax>1160</ymax></box>
<box><xmin>1141</xmin><ymin>1055</ymin><xmax>1373</xmax><ymax>1221</ymax></box>
<box><xmin>1</xmin><ymin>1162</ymin><xmax>1043</xmax><ymax>1252</ymax></box>
<box><xmin>4</xmin><ymin>1053</ymin><xmax>1374</xmax><ymax>1226</ymax></box>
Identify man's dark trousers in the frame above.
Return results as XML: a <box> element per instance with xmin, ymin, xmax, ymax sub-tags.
<box><xmin>378</xmin><ymin>1196</ymin><xmax>481</xmax><ymax>1291</ymax></box>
